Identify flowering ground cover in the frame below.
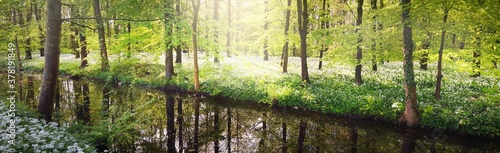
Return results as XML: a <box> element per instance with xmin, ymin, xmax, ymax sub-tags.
<box><xmin>0</xmin><ymin>99</ymin><xmax>95</xmax><ymax>152</ymax></box>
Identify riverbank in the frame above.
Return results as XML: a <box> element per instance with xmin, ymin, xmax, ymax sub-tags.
<box><xmin>10</xmin><ymin>53</ymin><xmax>500</xmax><ymax>138</ymax></box>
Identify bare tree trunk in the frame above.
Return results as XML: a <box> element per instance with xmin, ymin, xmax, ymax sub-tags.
<box><xmin>25</xmin><ymin>4</ymin><xmax>33</xmax><ymax>60</ymax></box>
<box><xmin>193</xmin><ymin>97</ymin><xmax>200</xmax><ymax>152</ymax></box>
<box><xmin>38</xmin><ymin>0</ymin><xmax>62</xmax><ymax>122</ymax></box>
<box><xmin>370</xmin><ymin>0</ymin><xmax>377</xmax><ymax>71</ymax></box>
<box><xmin>318</xmin><ymin>0</ymin><xmax>328</xmax><ymax>70</ymax></box>
<box><xmin>192</xmin><ymin>0</ymin><xmax>201</xmax><ymax>91</ymax></box>
<box><xmin>398</xmin><ymin>0</ymin><xmax>419</xmax><ymax>127</ymax></box>
<box><xmin>355</xmin><ymin>0</ymin><xmax>363</xmax><ymax>85</ymax></box>
<box><xmin>435</xmin><ymin>5</ymin><xmax>450</xmax><ymax>100</ymax></box>
<box><xmin>80</xmin><ymin>30</ymin><xmax>88</xmax><ymax>69</ymax></box>
<box><xmin>297</xmin><ymin>0</ymin><xmax>310</xmax><ymax>83</ymax></box>
<box><xmin>165</xmin><ymin>0</ymin><xmax>174</xmax><ymax>78</ymax></box>
<box><xmin>226</xmin><ymin>0</ymin><xmax>232</xmax><ymax>57</ymax></box>
<box><xmin>263</xmin><ymin>0</ymin><xmax>269</xmax><ymax>61</ymax></box>
<box><xmin>282</xmin><ymin>0</ymin><xmax>292</xmax><ymax>73</ymax></box>
<box><xmin>93</xmin><ymin>0</ymin><xmax>110</xmax><ymax>71</ymax></box>
<box><xmin>34</xmin><ymin>2</ymin><xmax>45</xmax><ymax>56</ymax></box>
<box><xmin>419</xmin><ymin>31</ymin><xmax>430</xmax><ymax>70</ymax></box>
<box><xmin>213</xmin><ymin>0</ymin><xmax>220</xmax><ymax>63</ymax></box>
<box><xmin>175</xmin><ymin>0</ymin><xmax>183</xmax><ymax>63</ymax></box>
<box><xmin>166</xmin><ymin>95</ymin><xmax>176</xmax><ymax>153</ymax></box>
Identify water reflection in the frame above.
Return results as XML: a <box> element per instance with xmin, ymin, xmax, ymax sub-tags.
<box><xmin>1</xmin><ymin>74</ymin><xmax>500</xmax><ymax>152</ymax></box>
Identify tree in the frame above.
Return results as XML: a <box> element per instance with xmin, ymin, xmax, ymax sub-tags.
<box><xmin>355</xmin><ymin>0</ymin><xmax>364</xmax><ymax>85</ymax></box>
<box><xmin>192</xmin><ymin>0</ymin><xmax>201</xmax><ymax>91</ymax></box>
<box><xmin>166</xmin><ymin>95</ymin><xmax>176</xmax><ymax>153</ymax></box>
<box><xmin>398</xmin><ymin>0</ymin><xmax>419</xmax><ymax>127</ymax></box>
<box><xmin>92</xmin><ymin>0</ymin><xmax>110</xmax><ymax>71</ymax></box>
<box><xmin>38</xmin><ymin>0</ymin><xmax>62</xmax><ymax>122</ymax></box>
<box><xmin>175</xmin><ymin>0</ymin><xmax>183</xmax><ymax>63</ymax></box>
<box><xmin>213</xmin><ymin>0</ymin><xmax>220</xmax><ymax>63</ymax></box>
<box><xmin>370</xmin><ymin>0</ymin><xmax>377</xmax><ymax>71</ymax></box>
<box><xmin>80</xmin><ymin>30</ymin><xmax>88</xmax><ymax>69</ymax></box>
<box><xmin>25</xmin><ymin>3</ymin><xmax>33</xmax><ymax>60</ymax></box>
<box><xmin>297</xmin><ymin>0</ymin><xmax>310</xmax><ymax>83</ymax></box>
<box><xmin>435</xmin><ymin>0</ymin><xmax>453</xmax><ymax>100</ymax></box>
<box><xmin>226</xmin><ymin>0</ymin><xmax>232</xmax><ymax>57</ymax></box>
<box><xmin>263</xmin><ymin>0</ymin><xmax>269</xmax><ymax>61</ymax></box>
<box><xmin>282</xmin><ymin>0</ymin><xmax>292</xmax><ymax>73</ymax></box>
<box><xmin>165</xmin><ymin>0</ymin><xmax>175</xmax><ymax>78</ymax></box>
<box><xmin>34</xmin><ymin>2</ymin><xmax>45</xmax><ymax>56</ymax></box>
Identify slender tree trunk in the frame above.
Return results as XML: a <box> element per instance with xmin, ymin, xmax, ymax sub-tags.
<box><xmin>80</xmin><ymin>30</ymin><xmax>88</xmax><ymax>69</ymax></box>
<box><xmin>355</xmin><ymin>0</ymin><xmax>363</xmax><ymax>85</ymax></box>
<box><xmin>25</xmin><ymin>4</ymin><xmax>33</xmax><ymax>60</ymax></box>
<box><xmin>226</xmin><ymin>0</ymin><xmax>232</xmax><ymax>57</ymax></box>
<box><xmin>127</xmin><ymin>22</ymin><xmax>131</xmax><ymax>58</ymax></box>
<box><xmin>282</xmin><ymin>0</ymin><xmax>292</xmax><ymax>73</ymax></box>
<box><xmin>165</xmin><ymin>1</ymin><xmax>174</xmax><ymax>78</ymax></box>
<box><xmin>192</xmin><ymin>0</ymin><xmax>201</xmax><ymax>91</ymax></box>
<box><xmin>318</xmin><ymin>0</ymin><xmax>328</xmax><ymax>70</ymax></box>
<box><xmin>93</xmin><ymin>0</ymin><xmax>110</xmax><ymax>71</ymax></box>
<box><xmin>38</xmin><ymin>0</ymin><xmax>62</xmax><ymax>122</ymax></box>
<box><xmin>371</xmin><ymin>0</ymin><xmax>377</xmax><ymax>71</ymax></box>
<box><xmin>398</xmin><ymin>0</ymin><xmax>419</xmax><ymax>127</ymax></box>
<box><xmin>435</xmin><ymin>6</ymin><xmax>450</xmax><ymax>100</ymax></box>
<box><xmin>213</xmin><ymin>0</ymin><xmax>220</xmax><ymax>63</ymax></box>
<box><xmin>227</xmin><ymin>108</ymin><xmax>232</xmax><ymax>152</ymax></box>
<box><xmin>166</xmin><ymin>95</ymin><xmax>176</xmax><ymax>153</ymax></box>
<box><xmin>281</xmin><ymin>121</ymin><xmax>287</xmax><ymax>153</ymax></box>
<box><xmin>263</xmin><ymin>0</ymin><xmax>269</xmax><ymax>61</ymax></box>
<box><xmin>297</xmin><ymin>0</ymin><xmax>310</xmax><ymax>83</ymax></box>
<box><xmin>175</xmin><ymin>0</ymin><xmax>183</xmax><ymax>63</ymax></box>
<box><xmin>213</xmin><ymin>108</ymin><xmax>220</xmax><ymax>152</ymax></box>
<box><xmin>12</xmin><ymin>9</ymin><xmax>23</xmax><ymax>71</ymax></box>
<box><xmin>472</xmin><ymin>34</ymin><xmax>481</xmax><ymax>77</ymax></box>
<box><xmin>34</xmin><ymin>2</ymin><xmax>45</xmax><ymax>56</ymax></box>
<box><xmin>420</xmin><ymin>31</ymin><xmax>430</xmax><ymax>70</ymax></box>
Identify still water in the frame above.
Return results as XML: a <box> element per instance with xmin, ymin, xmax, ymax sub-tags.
<box><xmin>1</xmin><ymin>73</ymin><xmax>499</xmax><ymax>153</ymax></box>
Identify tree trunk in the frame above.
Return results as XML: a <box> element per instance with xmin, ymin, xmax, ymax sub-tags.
<box><xmin>175</xmin><ymin>0</ymin><xmax>183</xmax><ymax>63</ymax></box>
<box><xmin>165</xmin><ymin>1</ymin><xmax>174</xmax><ymax>78</ymax></box>
<box><xmin>297</xmin><ymin>0</ymin><xmax>310</xmax><ymax>83</ymax></box>
<box><xmin>34</xmin><ymin>2</ymin><xmax>45</xmax><ymax>56</ymax></box>
<box><xmin>319</xmin><ymin>0</ymin><xmax>328</xmax><ymax>70</ymax></box>
<box><xmin>213</xmin><ymin>0</ymin><xmax>220</xmax><ymax>63</ymax></box>
<box><xmin>192</xmin><ymin>0</ymin><xmax>201</xmax><ymax>91</ymax></box>
<box><xmin>226</xmin><ymin>0</ymin><xmax>232</xmax><ymax>57</ymax></box>
<box><xmin>177</xmin><ymin>95</ymin><xmax>184</xmax><ymax>152</ymax></box>
<box><xmin>227</xmin><ymin>108</ymin><xmax>232</xmax><ymax>152</ymax></box>
<box><xmin>435</xmin><ymin>6</ymin><xmax>450</xmax><ymax>100</ymax></box>
<box><xmin>355</xmin><ymin>0</ymin><xmax>363</xmax><ymax>85</ymax></box>
<box><xmin>472</xmin><ymin>34</ymin><xmax>481</xmax><ymax>77</ymax></box>
<box><xmin>166</xmin><ymin>95</ymin><xmax>176</xmax><ymax>153</ymax></box>
<box><xmin>193</xmin><ymin>97</ymin><xmax>200</xmax><ymax>153</ymax></box>
<box><xmin>213</xmin><ymin>108</ymin><xmax>220</xmax><ymax>152</ymax></box>
<box><xmin>281</xmin><ymin>121</ymin><xmax>287</xmax><ymax>153</ymax></box>
<box><xmin>370</xmin><ymin>0</ymin><xmax>377</xmax><ymax>71</ymax></box>
<box><xmin>93</xmin><ymin>0</ymin><xmax>110</xmax><ymax>71</ymax></box>
<box><xmin>80</xmin><ymin>30</ymin><xmax>88</xmax><ymax>69</ymax></box>
<box><xmin>25</xmin><ymin>5</ymin><xmax>33</xmax><ymax>60</ymax></box>
<box><xmin>282</xmin><ymin>0</ymin><xmax>292</xmax><ymax>73</ymax></box>
<box><xmin>37</xmin><ymin>0</ymin><xmax>62</xmax><ymax>122</ymax></box>
<box><xmin>11</xmin><ymin>9</ymin><xmax>23</xmax><ymax>71</ymax></box>
<box><xmin>263</xmin><ymin>0</ymin><xmax>269</xmax><ymax>61</ymax></box>
<box><xmin>419</xmin><ymin>31</ymin><xmax>430</xmax><ymax>70</ymax></box>
<box><xmin>398</xmin><ymin>0</ymin><xmax>419</xmax><ymax>127</ymax></box>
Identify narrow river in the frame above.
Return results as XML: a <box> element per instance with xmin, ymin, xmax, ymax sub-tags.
<box><xmin>1</xmin><ymin>73</ymin><xmax>498</xmax><ymax>152</ymax></box>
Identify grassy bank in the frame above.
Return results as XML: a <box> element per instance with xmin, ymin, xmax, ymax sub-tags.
<box><xmin>11</xmin><ymin>53</ymin><xmax>500</xmax><ymax>138</ymax></box>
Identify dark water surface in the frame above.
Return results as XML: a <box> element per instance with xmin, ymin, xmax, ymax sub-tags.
<box><xmin>1</xmin><ymin>73</ymin><xmax>499</xmax><ymax>153</ymax></box>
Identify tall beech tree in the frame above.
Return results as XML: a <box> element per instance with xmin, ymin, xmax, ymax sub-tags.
<box><xmin>226</xmin><ymin>0</ymin><xmax>232</xmax><ymax>57</ymax></box>
<box><xmin>297</xmin><ymin>0</ymin><xmax>310</xmax><ymax>83</ymax></box>
<box><xmin>38</xmin><ymin>0</ymin><xmax>62</xmax><ymax>122</ymax></box>
<box><xmin>92</xmin><ymin>0</ymin><xmax>110</xmax><ymax>71</ymax></box>
<box><xmin>213</xmin><ymin>0</ymin><xmax>220</xmax><ymax>63</ymax></box>
<box><xmin>435</xmin><ymin>1</ymin><xmax>453</xmax><ymax>100</ymax></box>
<box><xmin>282</xmin><ymin>0</ymin><xmax>292</xmax><ymax>73</ymax></box>
<box><xmin>175</xmin><ymin>0</ymin><xmax>182</xmax><ymax>63</ymax></box>
<box><xmin>318</xmin><ymin>0</ymin><xmax>328</xmax><ymax>70</ymax></box>
<box><xmin>192</xmin><ymin>0</ymin><xmax>201</xmax><ymax>91</ymax></box>
<box><xmin>355</xmin><ymin>0</ymin><xmax>363</xmax><ymax>85</ymax></box>
<box><xmin>165</xmin><ymin>0</ymin><xmax>175</xmax><ymax>78</ymax></box>
<box><xmin>398</xmin><ymin>0</ymin><xmax>419</xmax><ymax>127</ymax></box>
<box><xmin>263</xmin><ymin>0</ymin><xmax>269</xmax><ymax>61</ymax></box>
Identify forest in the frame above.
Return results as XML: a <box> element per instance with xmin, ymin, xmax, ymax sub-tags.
<box><xmin>0</xmin><ymin>0</ymin><xmax>499</xmax><ymax>152</ymax></box>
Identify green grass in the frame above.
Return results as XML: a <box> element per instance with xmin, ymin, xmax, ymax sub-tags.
<box><xmin>11</xmin><ymin>53</ymin><xmax>500</xmax><ymax>138</ymax></box>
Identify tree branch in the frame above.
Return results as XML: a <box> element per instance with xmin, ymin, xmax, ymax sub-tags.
<box><xmin>65</xmin><ymin>20</ymin><xmax>96</xmax><ymax>30</ymax></box>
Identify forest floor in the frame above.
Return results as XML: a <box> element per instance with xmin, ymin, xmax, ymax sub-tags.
<box><xmin>17</xmin><ymin>52</ymin><xmax>500</xmax><ymax>138</ymax></box>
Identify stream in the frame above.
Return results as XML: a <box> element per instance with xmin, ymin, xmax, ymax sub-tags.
<box><xmin>1</xmin><ymin>73</ymin><xmax>499</xmax><ymax>152</ymax></box>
